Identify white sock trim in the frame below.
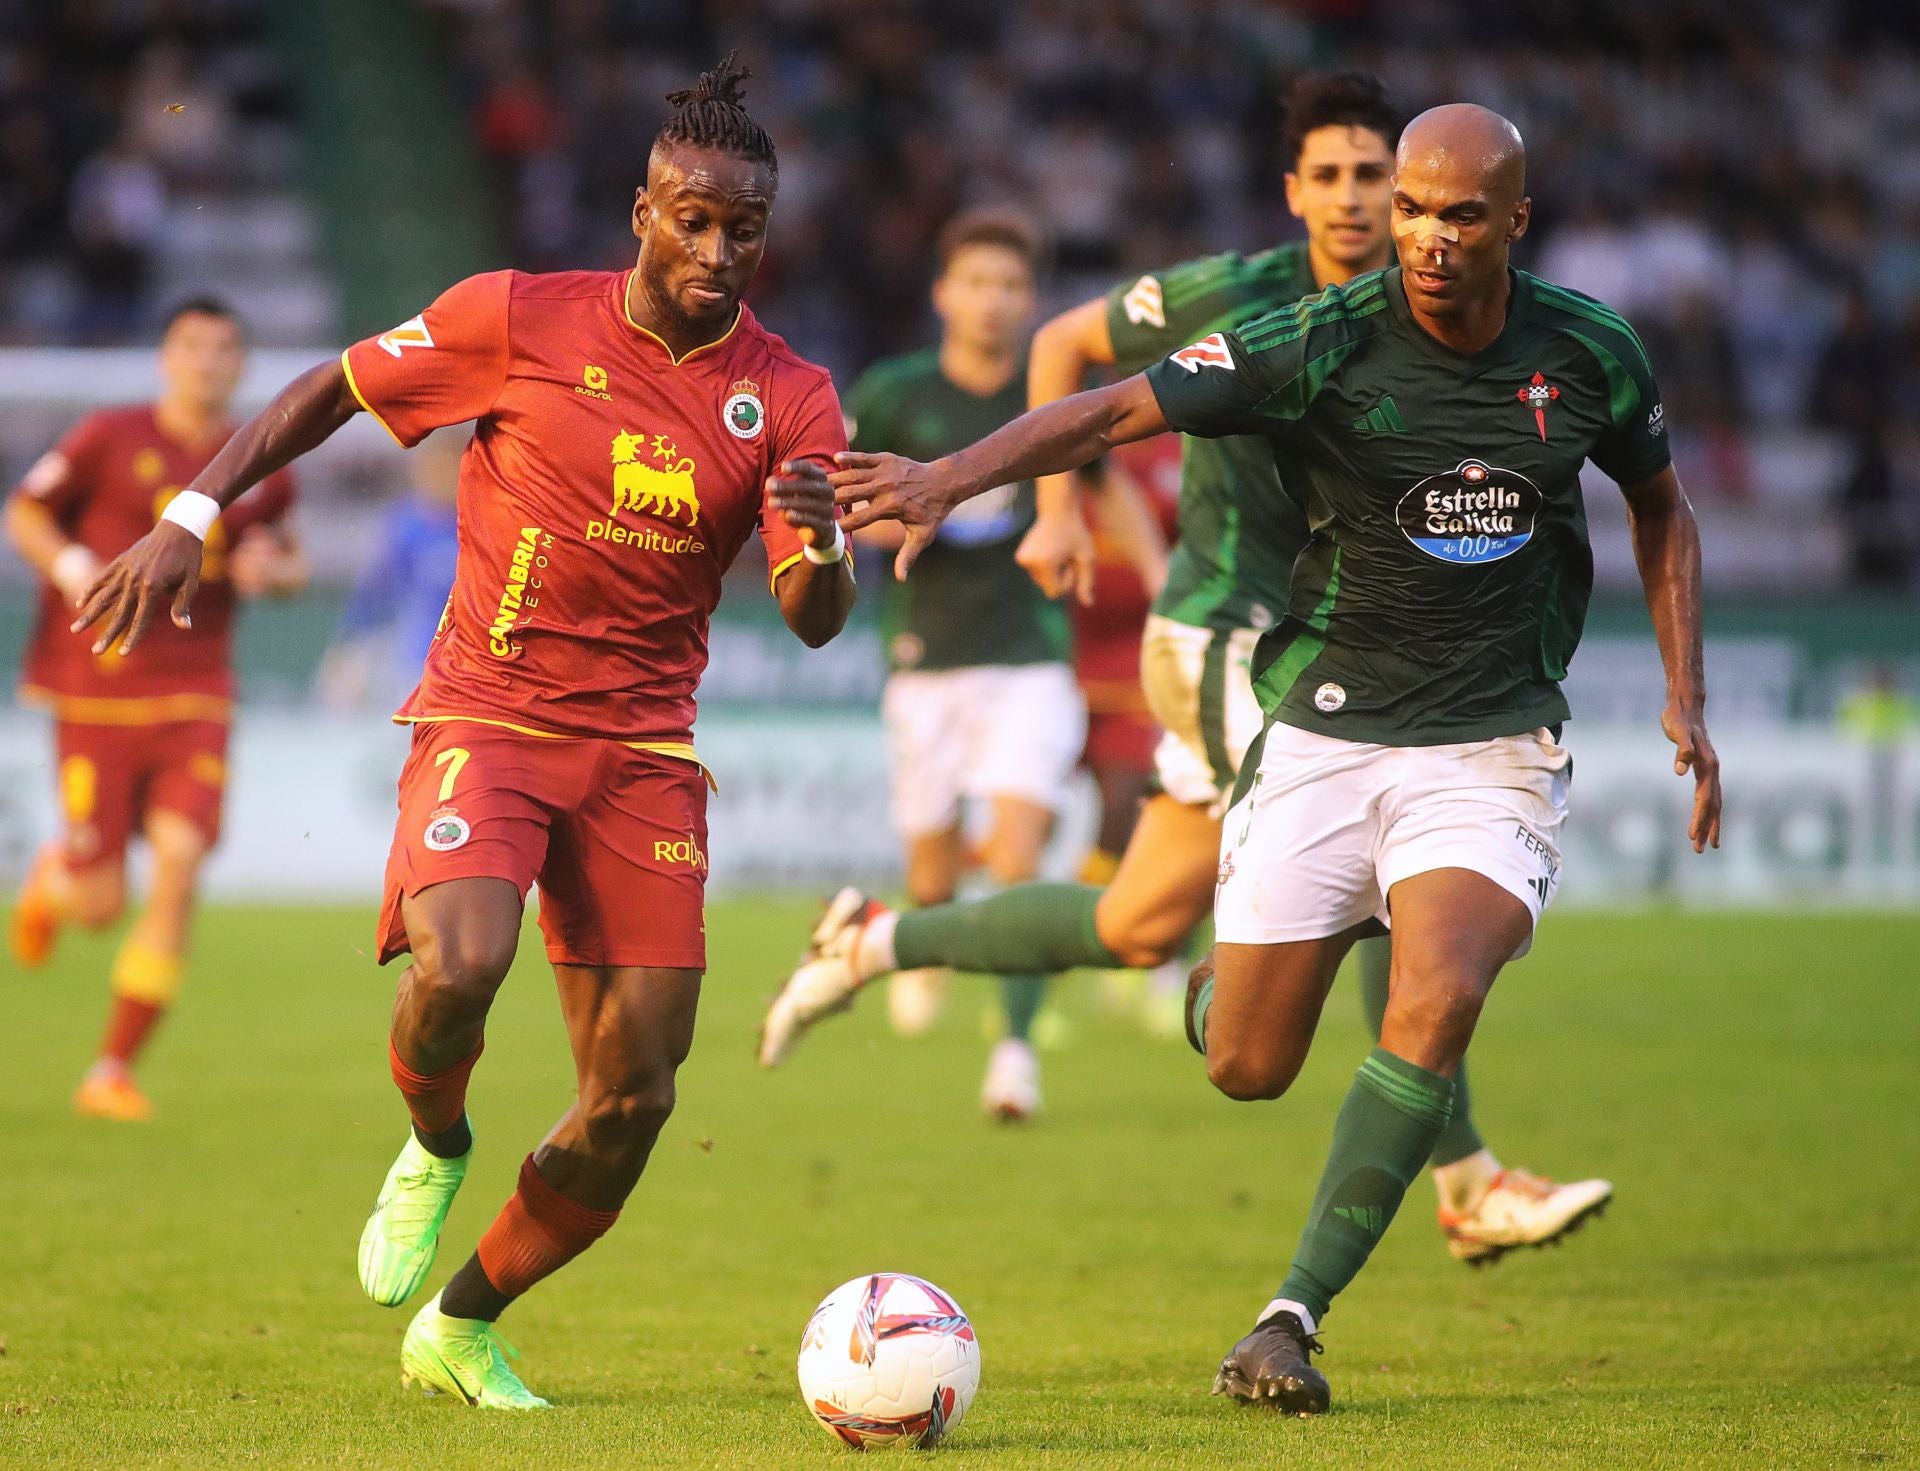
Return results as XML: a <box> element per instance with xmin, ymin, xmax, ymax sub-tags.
<box><xmin>855</xmin><ymin>908</ymin><xmax>899</xmax><ymax>980</ymax></box>
<box><xmin>1257</xmin><ymin>1297</ymin><xmax>1317</xmax><ymax>1336</ymax></box>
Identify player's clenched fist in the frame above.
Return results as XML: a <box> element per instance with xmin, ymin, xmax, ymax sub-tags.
<box><xmin>71</xmin><ymin>522</ymin><xmax>204</xmax><ymax>656</ymax></box>
<box><xmin>766</xmin><ymin>459</ymin><xmax>838</xmax><ymax>548</ymax></box>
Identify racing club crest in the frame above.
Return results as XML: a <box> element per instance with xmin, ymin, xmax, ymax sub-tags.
<box><xmin>424</xmin><ymin>807</ymin><xmax>471</xmax><ymax>852</ymax></box>
<box><xmin>723</xmin><ymin>379</ymin><xmax>765</xmax><ymax>440</ymax></box>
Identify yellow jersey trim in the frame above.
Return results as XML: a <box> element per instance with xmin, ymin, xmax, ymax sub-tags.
<box><xmin>339</xmin><ymin>349</ymin><xmax>407</xmax><ymax>447</ymax></box>
<box><xmin>393</xmin><ymin>713</ymin><xmax>715</xmax><ymax>790</ymax></box>
<box><xmin>619</xmin><ymin>271</ymin><xmax>742</xmax><ymax>366</ymax></box>
<box><xmin>767</xmin><ymin>545</ymin><xmax>856</xmax><ymax>594</ymax></box>
<box><xmin>20</xmin><ymin>687</ymin><xmax>232</xmax><ymax>726</ymax></box>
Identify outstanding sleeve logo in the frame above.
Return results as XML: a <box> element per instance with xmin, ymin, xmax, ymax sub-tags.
<box><xmin>1122</xmin><ymin>275</ymin><xmax>1165</xmax><ymax>328</ymax></box>
<box><xmin>1395</xmin><ymin>460</ymin><xmax>1542</xmax><ymax>565</ymax></box>
<box><xmin>1169</xmin><ymin>332</ymin><xmax>1233</xmax><ymax>374</ymax></box>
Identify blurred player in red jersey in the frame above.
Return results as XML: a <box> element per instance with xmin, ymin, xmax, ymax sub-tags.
<box><xmin>73</xmin><ymin>58</ymin><xmax>855</xmax><ymax>1408</ymax></box>
<box><xmin>1072</xmin><ymin>436</ymin><xmax>1180</xmax><ymax>883</ymax></box>
<box><xmin>5</xmin><ymin>298</ymin><xmax>307</xmax><ymax>1122</ymax></box>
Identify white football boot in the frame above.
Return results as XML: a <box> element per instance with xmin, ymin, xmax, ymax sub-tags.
<box><xmin>758</xmin><ymin>887</ymin><xmax>887</xmax><ymax>1068</ymax></box>
<box><xmin>1439</xmin><ymin>1168</ymin><xmax>1613</xmax><ymax>1265</ymax></box>
<box><xmin>980</xmin><ymin>1038</ymin><xmax>1042</xmax><ymax>1122</ymax></box>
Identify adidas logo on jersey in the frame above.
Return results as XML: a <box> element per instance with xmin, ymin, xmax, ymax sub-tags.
<box><xmin>1122</xmin><ymin>276</ymin><xmax>1165</xmax><ymax>328</ymax></box>
<box><xmin>1351</xmin><ymin>395</ymin><xmax>1407</xmax><ymax>435</ymax></box>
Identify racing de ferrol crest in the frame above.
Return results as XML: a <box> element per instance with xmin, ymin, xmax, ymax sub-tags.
<box><xmin>1517</xmin><ymin>370</ymin><xmax>1560</xmax><ymax>442</ymax></box>
<box><xmin>723</xmin><ymin>378</ymin><xmax>765</xmax><ymax>440</ymax></box>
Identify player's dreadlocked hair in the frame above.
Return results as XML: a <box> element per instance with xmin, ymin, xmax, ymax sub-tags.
<box><xmin>653</xmin><ymin>52</ymin><xmax>778</xmax><ymax>182</ymax></box>
<box><xmin>1278</xmin><ymin>71</ymin><xmax>1401</xmax><ymax>167</ymax></box>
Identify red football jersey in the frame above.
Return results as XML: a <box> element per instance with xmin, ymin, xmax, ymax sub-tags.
<box><xmin>1073</xmin><ymin>434</ymin><xmax>1183</xmax><ymax>711</ymax></box>
<box><xmin>342</xmin><ymin>270</ymin><xmax>846</xmax><ymax>748</ymax></box>
<box><xmin>16</xmin><ymin>405</ymin><xmax>296</xmax><ymax>720</ymax></box>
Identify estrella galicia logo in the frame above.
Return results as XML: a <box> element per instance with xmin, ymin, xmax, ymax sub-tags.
<box><xmin>1395</xmin><ymin>459</ymin><xmax>1542</xmax><ymax>565</ymax></box>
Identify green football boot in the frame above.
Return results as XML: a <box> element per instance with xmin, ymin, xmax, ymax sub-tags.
<box><xmin>400</xmin><ymin>1292</ymin><xmax>550</xmax><ymax>1409</ymax></box>
<box><xmin>358</xmin><ymin>1133</ymin><xmax>469</xmax><ymax>1307</ymax></box>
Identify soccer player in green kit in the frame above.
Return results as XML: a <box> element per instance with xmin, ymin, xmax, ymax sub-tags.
<box><xmin>833</xmin><ymin>210</ymin><xmax>1130</xmax><ymax>1119</ymax></box>
<box><xmin>763</xmin><ymin>74</ymin><xmax>1610</xmax><ymax>1266</ymax></box>
<box><xmin>823</xmin><ymin>104</ymin><xmax>1722</xmax><ymax>1415</ymax></box>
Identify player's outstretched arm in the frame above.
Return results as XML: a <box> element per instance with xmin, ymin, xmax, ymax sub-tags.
<box><xmin>768</xmin><ymin>460</ymin><xmax>856</xmax><ymax>648</ymax></box>
<box><xmin>1020</xmin><ymin>296</ymin><xmax>1117</xmax><ymax>603</ymax></box>
<box><xmin>831</xmin><ymin>375</ymin><xmax>1168</xmax><ymax>582</ymax></box>
<box><xmin>72</xmin><ymin>360</ymin><xmax>361</xmax><ymax>655</ymax></box>
<box><xmin>1621</xmin><ymin>464</ymin><xmax>1721</xmax><ymax>852</ymax></box>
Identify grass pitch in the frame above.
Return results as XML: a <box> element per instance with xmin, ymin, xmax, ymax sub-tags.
<box><xmin>0</xmin><ymin>902</ymin><xmax>1914</xmax><ymax>1469</ymax></box>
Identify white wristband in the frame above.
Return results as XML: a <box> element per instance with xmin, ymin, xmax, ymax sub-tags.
<box><xmin>159</xmin><ymin>490</ymin><xmax>222</xmax><ymax>542</ymax></box>
<box><xmin>802</xmin><ymin>523</ymin><xmax>847</xmax><ymax>565</ymax></box>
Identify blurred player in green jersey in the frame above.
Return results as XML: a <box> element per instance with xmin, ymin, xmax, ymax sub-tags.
<box><xmin>834</xmin><ymin>210</ymin><xmax>1160</xmax><ymax>1119</ymax></box>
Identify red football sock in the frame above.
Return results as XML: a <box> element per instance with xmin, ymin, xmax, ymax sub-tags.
<box><xmin>100</xmin><ymin>996</ymin><xmax>165</xmax><ymax>1068</ymax></box>
<box><xmin>388</xmin><ymin>1039</ymin><xmax>482</xmax><ymax>1136</ymax></box>
<box><xmin>475</xmin><ymin>1154</ymin><xmax>621</xmax><ymax>1298</ymax></box>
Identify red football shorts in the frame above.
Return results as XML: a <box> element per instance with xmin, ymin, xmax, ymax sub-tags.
<box><xmin>377</xmin><ymin>720</ymin><xmax>710</xmax><ymax>970</ymax></box>
<box><xmin>54</xmin><ymin>718</ymin><xmax>229</xmax><ymax>867</ymax></box>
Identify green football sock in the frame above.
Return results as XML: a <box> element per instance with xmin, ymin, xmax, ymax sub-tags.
<box><xmin>998</xmin><ymin>974</ymin><xmax>1047</xmax><ymax>1043</ymax></box>
<box><xmin>1275</xmin><ymin>1047</ymin><xmax>1453</xmax><ymax>1322</ymax></box>
<box><xmin>892</xmin><ymin>884</ymin><xmax>1113</xmax><ymax>974</ymax></box>
<box><xmin>1353</xmin><ymin>936</ymin><xmax>1486</xmax><ymax>1168</ymax></box>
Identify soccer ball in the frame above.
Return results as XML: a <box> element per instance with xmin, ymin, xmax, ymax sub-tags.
<box><xmin>796</xmin><ymin>1272</ymin><xmax>981</xmax><ymax>1449</ymax></box>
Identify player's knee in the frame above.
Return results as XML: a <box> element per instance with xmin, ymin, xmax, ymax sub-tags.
<box><xmin>68</xmin><ymin>880</ymin><xmax>125</xmax><ymax>929</ymax></box>
<box><xmin>581</xmin><ymin>1073</ymin><xmax>677</xmax><ymax>1152</ymax></box>
<box><xmin>1095</xmin><ymin>905</ymin><xmax>1184</xmax><ymax>970</ymax></box>
<box><xmin>1205</xmin><ymin>1040</ymin><xmax>1303</xmax><ymax>1102</ymax></box>
<box><xmin>411</xmin><ymin>927</ymin><xmax>515</xmax><ymax>1014</ymax></box>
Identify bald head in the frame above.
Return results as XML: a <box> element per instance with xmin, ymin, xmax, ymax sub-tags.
<box><xmin>1389</xmin><ymin>103</ymin><xmax>1531</xmax><ymax>328</ymax></box>
<box><xmin>1398</xmin><ymin>104</ymin><xmax>1526</xmax><ymax>205</ymax></box>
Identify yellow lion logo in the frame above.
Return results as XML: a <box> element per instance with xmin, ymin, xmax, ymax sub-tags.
<box><xmin>610</xmin><ymin>431</ymin><xmax>700</xmax><ymax>525</ymax></box>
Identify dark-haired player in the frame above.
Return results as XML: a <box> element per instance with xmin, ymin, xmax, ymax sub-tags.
<box><xmin>763</xmin><ymin>74</ymin><xmax>1610</xmax><ymax>1265</ymax></box>
<box><xmin>834</xmin><ymin>209</ymin><xmax>1095</xmax><ymax>1119</ymax></box>
<box><xmin>73</xmin><ymin>58</ymin><xmax>854</xmax><ymax>1407</ymax></box>
<box><xmin>5</xmin><ymin>298</ymin><xmax>306</xmax><ymax>1121</ymax></box>
<box><xmin>826</xmin><ymin>103</ymin><xmax>1721</xmax><ymax>1415</ymax></box>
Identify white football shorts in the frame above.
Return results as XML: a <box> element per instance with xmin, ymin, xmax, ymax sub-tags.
<box><xmin>1138</xmin><ymin>614</ymin><xmax>1266</xmax><ymax>818</ymax></box>
<box><xmin>881</xmin><ymin>662</ymin><xmax>1087</xmax><ymax>838</ymax></box>
<box><xmin>1214</xmin><ymin>722</ymin><xmax>1571</xmax><ymax>954</ymax></box>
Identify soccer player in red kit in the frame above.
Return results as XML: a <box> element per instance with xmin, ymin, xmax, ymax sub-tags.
<box><xmin>5</xmin><ymin>298</ymin><xmax>306</xmax><ymax>1121</ymax></box>
<box><xmin>73</xmin><ymin>59</ymin><xmax>855</xmax><ymax>1408</ymax></box>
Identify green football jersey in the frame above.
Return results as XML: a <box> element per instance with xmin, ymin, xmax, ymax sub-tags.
<box><xmin>844</xmin><ymin>348</ymin><xmax>1069</xmax><ymax>673</ymax></box>
<box><xmin>1106</xmin><ymin>243</ymin><xmax>1319</xmax><ymax>631</ymax></box>
<box><xmin>1145</xmin><ymin>268</ymin><xmax>1671</xmax><ymax>746</ymax></box>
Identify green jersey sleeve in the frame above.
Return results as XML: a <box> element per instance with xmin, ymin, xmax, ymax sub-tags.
<box><xmin>1582</xmin><ymin>322</ymin><xmax>1672</xmax><ymax>486</ymax></box>
<box><xmin>1106</xmin><ymin>252</ymin><xmax>1245</xmax><ymax>376</ymax></box>
<box><xmin>1145</xmin><ymin>289</ymin><xmax>1375</xmax><ymax>440</ymax></box>
<box><xmin>841</xmin><ymin>365</ymin><xmax>896</xmax><ymax>453</ymax></box>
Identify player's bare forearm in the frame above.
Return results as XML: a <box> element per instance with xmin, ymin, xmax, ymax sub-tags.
<box><xmin>767</xmin><ymin>459</ymin><xmax>854</xmax><ymax>646</ymax></box>
<box><xmin>1623</xmin><ymin>465</ymin><xmax>1721</xmax><ymax>850</ymax></box>
<box><xmin>71</xmin><ymin>360</ymin><xmax>358</xmax><ymax>655</ymax></box>
<box><xmin>4</xmin><ymin>493</ymin><xmax>71</xmax><ymax>580</ymax></box>
<box><xmin>776</xmin><ymin>556</ymin><xmax>856</xmax><ymax>648</ymax></box>
<box><xmin>1028</xmin><ymin>298</ymin><xmax>1116</xmax><ymax>521</ymax></box>
<box><xmin>1624</xmin><ymin>467</ymin><xmax>1705</xmax><ymax>706</ymax></box>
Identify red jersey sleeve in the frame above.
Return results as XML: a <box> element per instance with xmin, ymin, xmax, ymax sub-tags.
<box><xmin>12</xmin><ymin>413</ymin><xmax>109</xmax><ymax>524</ymax></box>
<box><xmin>762</xmin><ymin>369</ymin><xmax>849</xmax><ymax>586</ymax></box>
<box><xmin>342</xmin><ymin>272</ymin><xmax>512</xmax><ymax>447</ymax></box>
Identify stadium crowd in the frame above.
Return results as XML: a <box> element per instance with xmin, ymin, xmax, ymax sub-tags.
<box><xmin>1</xmin><ymin>0</ymin><xmax>1918</xmax><ymax>579</ymax></box>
